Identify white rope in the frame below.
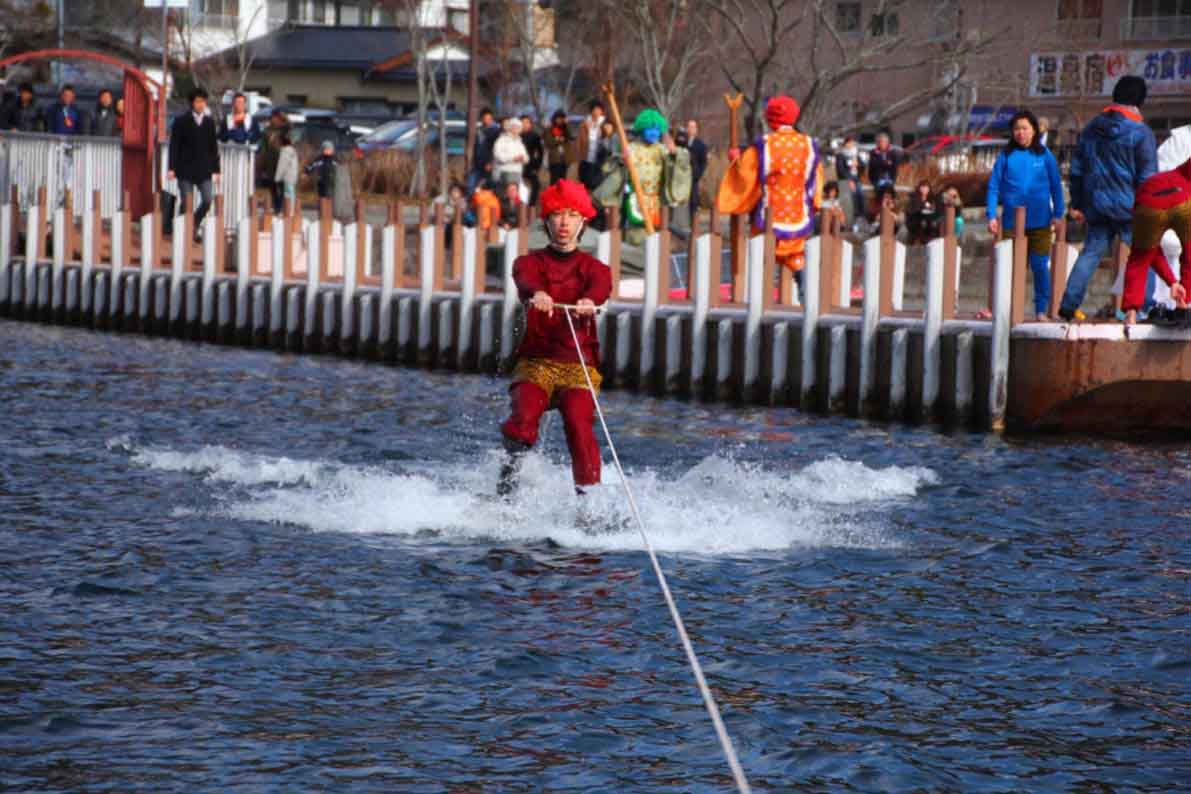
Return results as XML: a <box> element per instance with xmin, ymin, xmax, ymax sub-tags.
<box><xmin>561</xmin><ymin>307</ymin><xmax>752</xmax><ymax>794</ymax></box>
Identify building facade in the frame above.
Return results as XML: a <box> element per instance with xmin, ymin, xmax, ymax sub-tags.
<box><xmin>838</xmin><ymin>0</ymin><xmax>1191</xmax><ymax>143</ymax></box>
<box><xmin>690</xmin><ymin>0</ymin><xmax>1191</xmax><ymax>146</ymax></box>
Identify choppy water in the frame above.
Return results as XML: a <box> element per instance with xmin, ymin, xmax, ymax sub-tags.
<box><xmin>1</xmin><ymin>320</ymin><xmax>1188</xmax><ymax>793</ymax></box>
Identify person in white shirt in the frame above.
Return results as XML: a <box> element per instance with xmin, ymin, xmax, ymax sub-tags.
<box><xmin>577</xmin><ymin>101</ymin><xmax>605</xmax><ymax>189</ymax></box>
<box><xmin>493</xmin><ymin>117</ymin><xmax>529</xmax><ymax>188</ymax></box>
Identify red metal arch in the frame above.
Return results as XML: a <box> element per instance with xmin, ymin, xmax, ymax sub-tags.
<box><xmin>0</xmin><ymin>48</ymin><xmax>160</xmax><ymax>217</ymax></box>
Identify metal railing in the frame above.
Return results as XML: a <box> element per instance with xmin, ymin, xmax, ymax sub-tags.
<box><xmin>1121</xmin><ymin>15</ymin><xmax>1191</xmax><ymax>40</ymax></box>
<box><xmin>0</xmin><ymin>130</ymin><xmax>253</xmax><ymax>229</ymax></box>
<box><xmin>0</xmin><ymin>131</ymin><xmax>122</xmax><ymax>217</ymax></box>
<box><xmin>160</xmin><ymin>141</ymin><xmax>255</xmax><ymax>230</ymax></box>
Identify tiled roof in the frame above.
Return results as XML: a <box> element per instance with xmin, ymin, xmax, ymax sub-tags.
<box><xmin>231</xmin><ymin>26</ymin><xmax>415</xmax><ymax>71</ymax></box>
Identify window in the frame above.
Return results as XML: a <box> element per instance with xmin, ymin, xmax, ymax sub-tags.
<box><xmin>336</xmin><ymin>0</ymin><xmax>360</xmax><ymax>25</ymax></box>
<box><xmin>1131</xmin><ymin>0</ymin><xmax>1191</xmax><ymax>17</ymax></box>
<box><xmin>287</xmin><ymin>94</ymin><xmax>308</xmax><ymax>105</ymax></box>
<box><xmin>1057</xmin><ymin>0</ymin><xmax>1102</xmax><ymax>37</ymax></box>
<box><xmin>1125</xmin><ymin>0</ymin><xmax>1191</xmax><ymax>39</ymax></box>
<box><xmin>869</xmin><ymin>11</ymin><xmax>899</xmax><ymax>36</ymax></box>
<box><xmin>929</xmin><ymin>0</ymin><xmax>961</xmax><ymax>41</ymax></box>
<box><xmin>835</xmin><ymin>2</ymin><xmax>861</xmax><ymax>33</ymax></box>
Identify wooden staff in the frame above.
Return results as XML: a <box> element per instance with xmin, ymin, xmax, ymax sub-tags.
<box><xmin>724</xmin><ymin>93</ymin><xmax>745</xmax><ymax>297</ymax></box>
<box><xmin>602</xmin><ymin>81</ymin><xmax>654</xmax><ymax>235</ymax></box>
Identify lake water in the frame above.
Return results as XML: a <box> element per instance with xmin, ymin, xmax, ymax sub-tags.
<box><xmin>1</xmin><ymin>320</ymin><xmax>1187</xmax><ymax>792</ymax></box>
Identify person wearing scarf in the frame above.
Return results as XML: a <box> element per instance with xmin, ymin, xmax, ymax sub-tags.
<box><xmin>498</xmin><ymin>180</ymin><xmax>611</xmax><ymax>497</ymax></box>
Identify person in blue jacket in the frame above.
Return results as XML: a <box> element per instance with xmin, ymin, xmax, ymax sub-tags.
<box><xmin>44</xmin><ymin>84</ymin><xmax>84</xmax><ymax>136</ymax></box>
<box><xmin>987</xmin><ymin>110</ymin><xmax>1065</xmax><ymax>321</ymax></box>
<box><xmin>1058</xmin><ymin>75</ymin><xmax>1158</xmax><ymax>321</ymax></box>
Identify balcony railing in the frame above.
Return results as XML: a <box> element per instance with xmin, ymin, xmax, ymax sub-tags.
<box><xmin>189</xmin><ymin>12</ymin><xmax>239</xmax><ymax>30</ymax></box>
<box><xmin>1121</xmin><ymin>15</ymin><xmax>1191</xmax><ymax>41</ymax></box>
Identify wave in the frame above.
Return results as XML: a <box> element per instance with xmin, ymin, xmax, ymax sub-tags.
<box><xmin>113</xmin><ymin>439</ymin><xmax>936</xmax><ymax>554</ymax></box>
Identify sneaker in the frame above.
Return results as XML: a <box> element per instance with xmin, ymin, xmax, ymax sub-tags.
<box><xmin>1057</xmin><ymin>307</ymin><xmax>1086</xmax><ymax>322</ymax></box>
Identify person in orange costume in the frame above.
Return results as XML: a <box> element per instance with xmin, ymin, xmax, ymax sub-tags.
<box><xmin>498</xmin><ymin>180</ymin><xmax>611</xmax><ymax>497</ymax></box>
<box><xmin>717</xmin><ymin>95</ymin><xmax>823</xmax><ymax>289</ymax></box>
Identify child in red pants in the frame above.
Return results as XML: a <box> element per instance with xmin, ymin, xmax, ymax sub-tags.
<box><xmin>498</xmin><ymin>180</ymin><xmax>611</xmax><ymax>496</ymax></box>
<box><xmin>1122</xmin><ymin>160</ymin><xmax>1191</xmax><ymax>324</ymax></box>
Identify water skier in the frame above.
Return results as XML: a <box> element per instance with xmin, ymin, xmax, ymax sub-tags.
<box><xmin>498</xmin><ymin>180</ymin><xmax>611</xmax><ymax>498</ymax></box>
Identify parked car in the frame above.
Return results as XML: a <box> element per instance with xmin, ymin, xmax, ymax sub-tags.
<box><xmin>354</xmin><ymin>118</ymin><xmax>468</xmax><ymax>158</ymax></box>
<box><xmin>904</xmin><ymin>134</ymin><xmax>1002</xmax><ymax>159</ymax></box>
<box><xmin>353</xmin><ymin>119</ymin><xmax>418</xmax><ymax>158</ymax></box>
<box><xmin>254</xmin><ymin>106</ymin><xmax>370</xmax><ymax>154</ymax></box>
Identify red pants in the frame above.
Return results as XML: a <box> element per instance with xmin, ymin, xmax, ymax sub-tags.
<box><xmin>501</xmin><ymin>382</ymin><xmax>601</xmax><ymax>486</ymax></box>
<box><xmin>1122</xmin><ymin>202</ymin><xmax>1191</xmax><ymax>311</ymax></box>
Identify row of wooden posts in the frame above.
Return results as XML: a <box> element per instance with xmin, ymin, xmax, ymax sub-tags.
<box><xmin>1</xmin><ymin>185</ymin><xmax>1089</xmax><ymax>429</ymax></box>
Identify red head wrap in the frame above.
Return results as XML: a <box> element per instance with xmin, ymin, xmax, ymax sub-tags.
<box><xmin>765</xmin><ymin>95</ymin><xmax>800</xmax><ymax>128</ymax></box>
<box><xmin>540</xmin><ymin>179</ymin><xmax>597</xmax><ymax>220</ymax></box>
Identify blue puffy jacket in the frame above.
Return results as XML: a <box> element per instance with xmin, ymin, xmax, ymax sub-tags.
<box><xmin>1069</xmin><ymin>108</ymin><xmax>1157</xmax><ymax>224</ymax></box>
<box><xmin>987</xmin><ymin>147</ymin><xmax>1065</xmax><ymax>230</ymax></box>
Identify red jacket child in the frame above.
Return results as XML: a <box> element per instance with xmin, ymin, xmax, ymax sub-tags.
<box><xmin>499</xmin><ymin>180</ymin><xmax>611</xmax><ymax>494</ymax></box>
<box><xmin>1121</xmin><ymin>158</ymin><xmax>1191</xmax><ymax>319</ymax></box>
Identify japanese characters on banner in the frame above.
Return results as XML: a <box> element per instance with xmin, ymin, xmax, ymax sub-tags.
<box><xmin>1030</xmin><ymin>50</ymin><xmax>1191</xmax><ymax>98</ymax></box>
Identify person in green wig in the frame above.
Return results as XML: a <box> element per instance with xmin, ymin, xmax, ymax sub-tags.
<box><xmin>593</xmin><ymin>108</ymin><xmax>691</xmax><ymax>244</ymax></box>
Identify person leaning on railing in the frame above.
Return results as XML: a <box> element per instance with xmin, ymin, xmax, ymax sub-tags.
<box><xmin>0</xmin><ymin>82</ymin><xmax>43</xmax><ymax>132</ymax></box>
<box><xmin>218</xmin><ymin>92</ymin><xmax>262</xmax><ymax>146</ymax></box>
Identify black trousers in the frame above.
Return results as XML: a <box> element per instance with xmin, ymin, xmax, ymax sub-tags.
<box><xmin>578</xmin><ymin>161</ymin><xmax>599</xmax><ymax>190</ymax></box>
<box><xmin>548</xmin><ymin>164</ymin><xmax>568</xmax><ymax>185</ymax></box>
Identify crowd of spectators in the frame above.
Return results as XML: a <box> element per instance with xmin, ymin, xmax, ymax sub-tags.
<box><xmin>0</xmin><ymin>83</ymin><xmax>125</xmax><ymax>135</ymax></box>
<box><xmin>456</xmin><ymin>102</ymin><xmax>707</xmax><ymax>236</ymax></box>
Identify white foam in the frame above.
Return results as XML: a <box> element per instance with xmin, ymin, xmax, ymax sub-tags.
<box><xmin>116</xmin><ymin>440</ymin><xmax>936</xmax><ymax>554</ymax></box>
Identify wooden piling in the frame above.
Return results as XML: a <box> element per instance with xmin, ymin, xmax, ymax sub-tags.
<box><xmin>1010</xmin><ymin>206</ymin><xmax>1028</xmax><ymax>325</ymax></box>
<box><xmin>1050</xmin><ymin>219</ymin><xmax>1069</xmax><ymax>319</ymax></box>
<box><xmin>762</xmin><ymin>207</ymin><xmax>777</xmax><ymax>312</ymax></box>
<box><xmin>941</xmin><ymin>204</ymin><xmax>958</xmax><ymax>320</ymax></box>
<box><xmin>707</xmin><ymin>204</ymin><xmax>723</xmax><ymax>308</ymax></box>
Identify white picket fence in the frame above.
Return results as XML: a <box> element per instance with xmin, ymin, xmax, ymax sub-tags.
<box><xmin>0</xmin><ymin>131</ymin><xmax>253</xmax><ymax>229</ymax></box>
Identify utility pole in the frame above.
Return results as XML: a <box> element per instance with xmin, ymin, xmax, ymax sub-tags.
<box><xmin>160</xmin><ymin>2</ymin><xmax>169</xmax><ymax>142</ymax></box>
<box><xmin>465</xmin><ymin>0</ymin><xmax>479</xmax><ymax>175</ymax></box>
<box><xmin>54</xmin><ymin>0</ymin><xmax>64</xmax><ymax>87</ymax></box>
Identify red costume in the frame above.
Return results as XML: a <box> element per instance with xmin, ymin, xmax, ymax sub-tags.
<box><xmin>1122</xmin><ymin>159</ymin><xmax>1191</xmax><ymax>311</ymax></box>
<box><xmin>500</xmin><ymin>181</ymin><xmax>611</xmax><ymax>488</ymax></box>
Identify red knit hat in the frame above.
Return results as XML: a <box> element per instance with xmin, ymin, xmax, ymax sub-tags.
<box><xmin>540</xmin><ymin>179</ymin><xmax>597</xmax><ymax>221</ymax></box>
<box><xmin>765</xmin><ymin>95</ymin><xmax>800</xmax><ymax>128</ymax></box>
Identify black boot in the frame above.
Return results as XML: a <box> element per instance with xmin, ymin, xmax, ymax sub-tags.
<box><xmin>496</xmin><ymin>439</ymin><xmax>530</xmax><ymax>498</ymax></box>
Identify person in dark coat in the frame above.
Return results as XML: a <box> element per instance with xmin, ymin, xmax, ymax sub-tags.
<box><xmin>1058</xmin><ymin>75</ymin><xmax>1158</xmax><ymax>321</ymax></box>
<box><xmin>167</xmin><ymin>88</ymin><xmax>221</xmax><ymax>242</ymax></box>
<box><xmin>304</xmin><ymin>140</ymin><xmax>337</xmax><ymax>200</ymax></box>
<box><xmin>520</xmin><ymin>113</ymin><xmax>545</xmax><ymax>207</ymax></box>
<box><xmin>90</xmin><ymin>89</ymin><xmax>119</xmax><ymax>137</ymax></box>
<box><xmin>258</xmin><ymin>109</ymin><xmax>290</xmax><ymax>213</ymax></box>
<box><xmin>835</xmin><ymin>135</ymin><xmax>863</xmax><ymax>226</ymax></box>
<box><xmin>45</xmin><ymin>84</ymin><xmax>84</xmax><ymax>136</ymax></box>
<box><xmin>543</xmin><ymin>110</ymin><xmax>573</xmax><ymax>186</ymax></box>
<box><xmin>686</xmin><ymin>119</ymin><xmax>709</xmax><ymax>222</ymax></box>
<box><xmin>866</xmin><ymin>131</ymin><xmax>901</xmax><ymax>193</ymax></box>
<box><xmin>0</xmin><ymin>82</ymin><xmax>42</xmax><ymax>131</ymax></box>
<box><xmin>468</xmin><ymin>107</ymin><xmax>500</xmax><ymax>193</ymax></box>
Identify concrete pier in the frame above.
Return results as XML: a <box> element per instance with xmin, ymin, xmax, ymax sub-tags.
<box><xmin>0</xmin><ymin>192</ymin><xmax>1175</xmax><ymax>433</ymax></box>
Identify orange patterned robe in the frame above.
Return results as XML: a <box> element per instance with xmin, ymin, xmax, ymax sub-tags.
<box><xmin>717</xmin><ymin>127</ymin><xmax>823</xmax><ymax>271</ymax></box>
